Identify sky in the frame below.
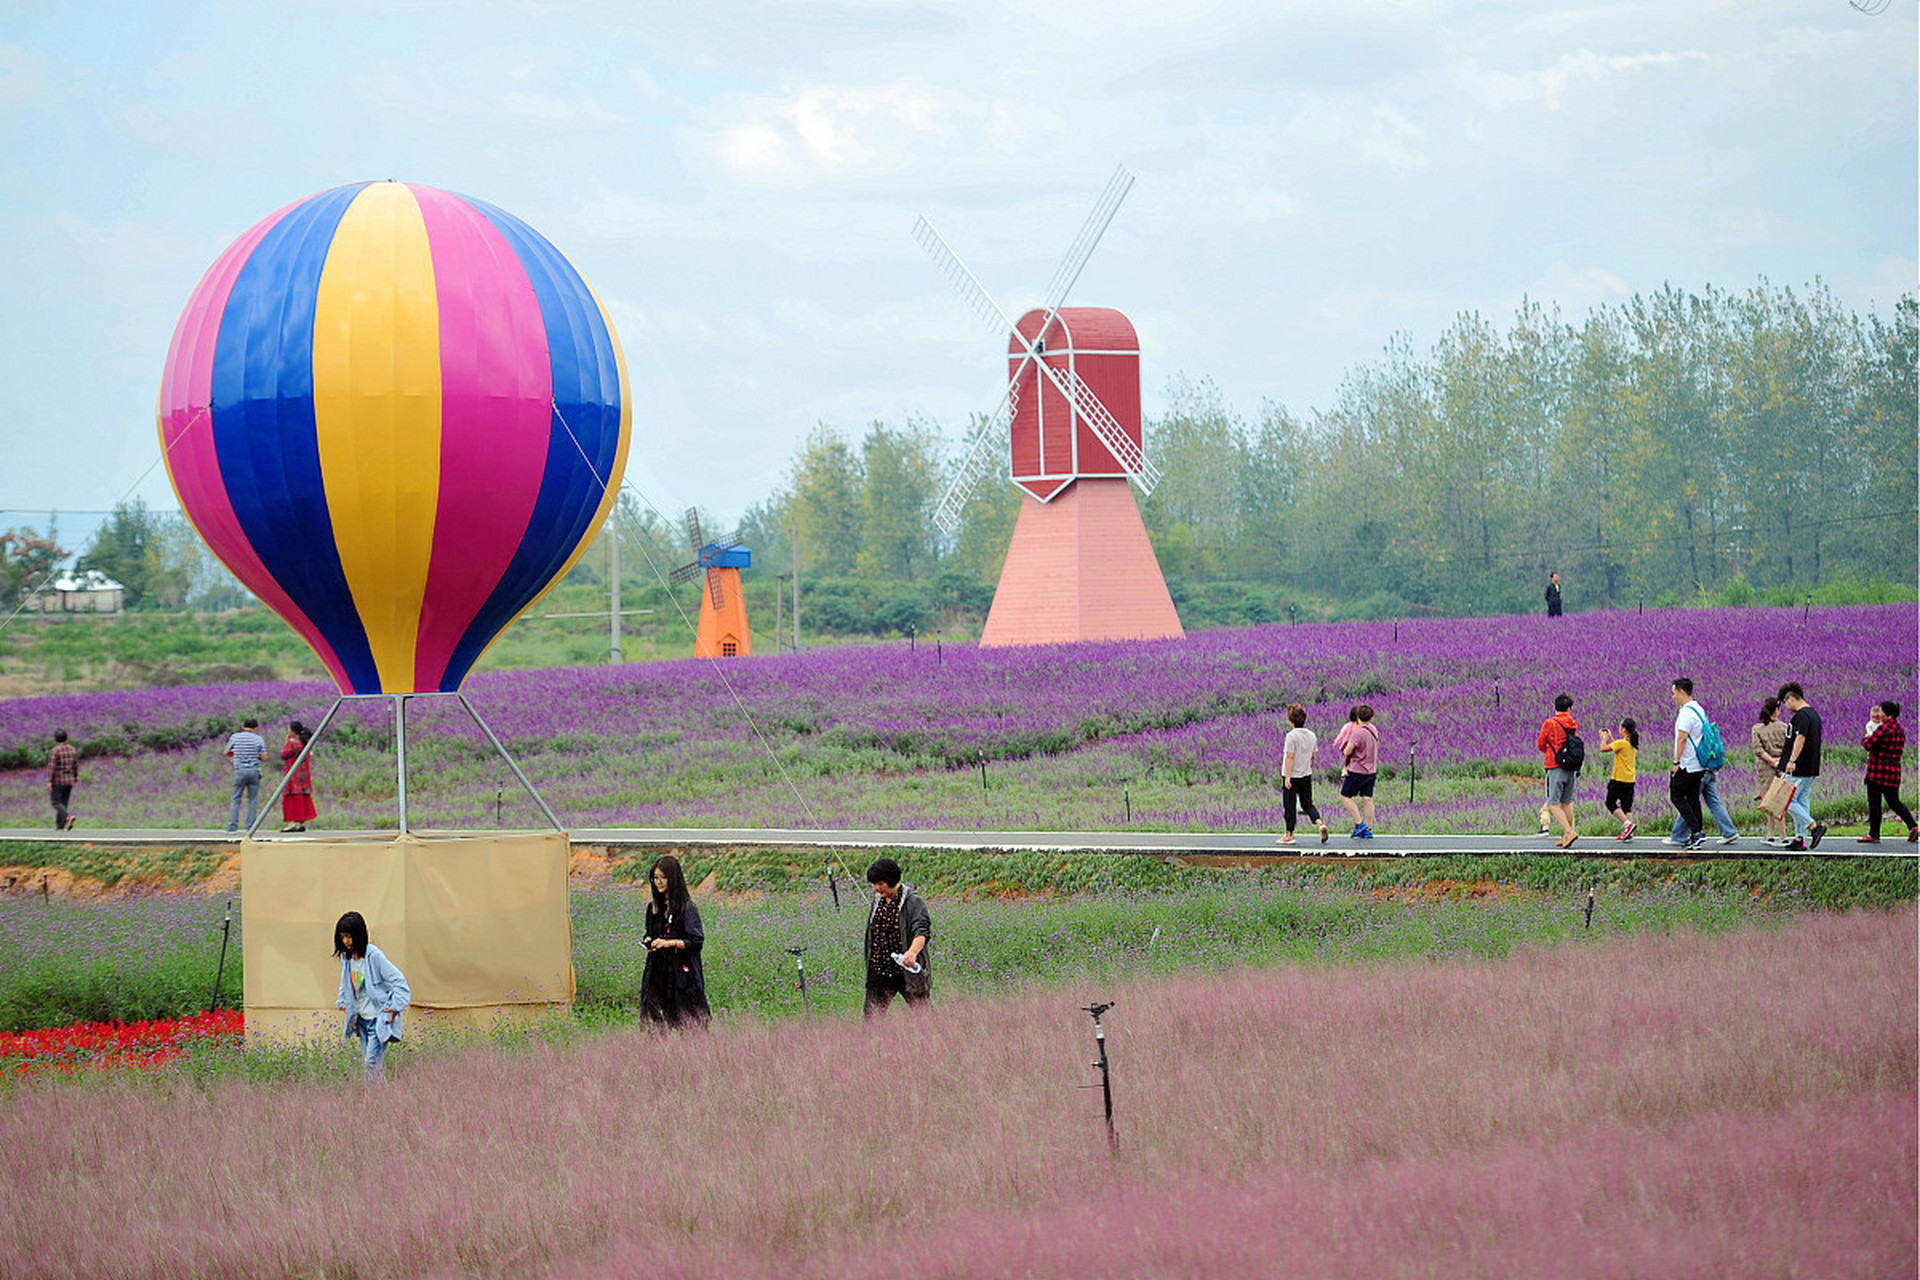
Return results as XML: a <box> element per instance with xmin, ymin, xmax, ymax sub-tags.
<box><xmin>1</xmin><ymin>0</ymin><xmax>1913</xmax><ymax>553</ymax></box>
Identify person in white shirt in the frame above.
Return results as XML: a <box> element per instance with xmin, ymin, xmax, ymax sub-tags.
<box><xmin>1277</xmin><ymin>704</ymin><xmax>1330</xmax><ymax>846</ymax></box>
<box><xmin>1668</xmin><ymin>678</ymin><xmax>1708</xmax><ymax>848</ymax></box>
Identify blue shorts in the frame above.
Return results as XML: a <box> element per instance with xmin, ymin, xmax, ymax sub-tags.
<box><xmin>1340</xmin><ymin>771</ymin><xmax>1376</xmax><ymax>799</ymax></box>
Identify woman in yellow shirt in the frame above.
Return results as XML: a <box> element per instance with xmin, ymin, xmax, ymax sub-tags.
<box><xmin>1598</xmin><ymin>719</ymin><xmax>1639</xmax><ymax>840</ymax></box>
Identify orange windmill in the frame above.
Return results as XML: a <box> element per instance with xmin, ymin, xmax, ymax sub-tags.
<box><xmin>670</xmin><ymin>509</ymin><xmax>752</xmax><ymax>657</ymax></box>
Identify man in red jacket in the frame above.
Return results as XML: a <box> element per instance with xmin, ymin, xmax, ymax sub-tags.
<box><xmin>1536</xmin><ymin>694</ymin><xmax>1581</xmax><ymax>848</ymax></box>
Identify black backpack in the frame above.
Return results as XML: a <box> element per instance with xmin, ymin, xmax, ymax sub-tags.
<box><xmin>1555</xmin><ymin>731</ymin><xmax>1586</xmax><ymax>773</ymax></box>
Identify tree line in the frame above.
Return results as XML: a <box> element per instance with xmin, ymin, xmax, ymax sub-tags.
<box><xmin>732</xmin><ymin>278</ymin><xmax>1916</xmax><ymax>626</ymax></box>
<box><xmin>6</xmin><ymin>277</ymin><xmax>1912</xmax><ymax>636</ymax></box>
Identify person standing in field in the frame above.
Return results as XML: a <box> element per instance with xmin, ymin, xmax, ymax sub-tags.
<box><xmin>1535</xmin><ymin>693</ymin><xmax>1582</xmax><ymax>848</ymax></box>
<box><xmin>224</xmin><ymin>716</ymin><xmax>268</xmax><ymax>834</ymax></box>
<box><xmin>1337</xmin><ymin>704</ymin><xmax>1380</xmax><ymax>841</ymax></box>
<box><xmin>1776</xmin><ymin>682</ymin><xmax>1826</xmax><ymax>851</ymax></box>
<box><xmin>1668</xmin><ymin>678</ymin><xmax>1709</xmax><ymax>850</ymax></box>
<box><xmin>1545</xmin><ymin>572</ymin><xmax>1563</xmax><ymax>618</ymax></box>
<box><xmin>1751</xmin><ymin>697</ymin><xmax>1791</xmax><ymax>846</ymax></box>
<box><xmin>1859</xmin><ymin>701</ymin><xmax>1916</xmax><ymax>844</ymax></box>
<box><xmin>278</xmin><ymin>720</ymin><xmax>316</xmax><ymax>833</ymax></box>
<box><xmin>1278</xmin><ymin>704</ymin><xmax>1331</xmax><ymax>846</ymax></box>
<box><xmin>334</xmin><ymin>910</ymin><xmax>410</xmax><ymax>1079</ymax></box>
<box><xmin>47</xmin><ymin>729</ymin><xmax>78</xmax><ymax>831</ymax></box>
<box><xmin>863</xmin><ymin>857</ymin><xmax>932</xmax><ymax>1016</ymax></box>
<box><xmin>1598</xmin><ymin>718</ymin><xmax>1638</xmax><ymax>840</ymax></box>
<box><xmin>641</xmin><ymin>855</ymin><xmax>711</xmax><ymax>1028</ymax></box>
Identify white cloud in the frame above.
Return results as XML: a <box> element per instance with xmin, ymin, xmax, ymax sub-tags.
<box><xmin>708</xmin><ymin>80</ymin><xmax>1007</xmax><ymax>181</ymax></box>
<box><xmin>0</xmin><ymin>40</ymin><xmax>52</xmax><ymax>104</ymax></box>
<box><xmin>1475</xmin><ymin>48</ymin><xmax>1713</xmax><ymax>111</ymax></box>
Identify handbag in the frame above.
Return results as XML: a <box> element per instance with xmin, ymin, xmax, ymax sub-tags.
<box><xmin>1758</xmin><ymin>774</ymin><xmax>1796</xmax><ymax>819</ymax></box>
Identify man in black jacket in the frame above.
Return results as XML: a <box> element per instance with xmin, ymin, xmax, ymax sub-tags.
<box><xmin>1545</xmin><ymin>572</ymin><xmax>1563</xmax><ymax>617</ymax></box>
<box><xmin>1777</xmin><ymin>682</ymin><xmax>1826</xmax><ymax>850</ymax></box>
<box><xmin>863</xmin><ymin>857</ymin><xmax>932</xmax><ymax>1016</ymax></box>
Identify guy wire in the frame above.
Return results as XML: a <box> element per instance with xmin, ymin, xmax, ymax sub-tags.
<box><xmin>549</xmin><ymin>404</ymin><xmax>845</xmax><ymax>859</ymax></box>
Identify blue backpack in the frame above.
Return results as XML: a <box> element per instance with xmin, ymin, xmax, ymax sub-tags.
<box><xmin>1696</xmin><ymin>714</ymin><xmax>1727</xmax><ymax>771</ymax></box>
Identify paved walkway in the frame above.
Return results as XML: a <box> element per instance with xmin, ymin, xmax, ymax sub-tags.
<box><xmin>0</xmin><ymin>825</ymin><xmax>1910</xmax><ymax>860</ymax></box>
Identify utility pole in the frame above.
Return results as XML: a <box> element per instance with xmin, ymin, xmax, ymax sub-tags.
<box><xmin>791</xmin><ymin>518</ymin><xmax>801</xmax><ymax>651</ymax></box>
<box><xmin>774</xmin><ymin>573</ymin><xmax>788</xmax><ymax>653</ymax></box>
<box><xmin>609</xmin><ymin>497</ymin><xmax>622</xmax><ymax>664</ymax></box>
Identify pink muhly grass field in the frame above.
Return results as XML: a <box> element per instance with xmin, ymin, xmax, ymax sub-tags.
<box><xmin>1</xmin><ymin>909</ymin><xmax>1912</xmax><ymax>1279</ymax></box>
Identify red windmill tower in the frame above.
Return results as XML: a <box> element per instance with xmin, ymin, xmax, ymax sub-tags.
<box><xmin>917</xmin><ymin>167</ymin><xmax>1183</xmax><ymax>648</ymax></box>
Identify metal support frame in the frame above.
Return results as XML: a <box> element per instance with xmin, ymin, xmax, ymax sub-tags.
<box><xmin>245</xmin><ymin>691</ymin><xmax>563</xmax><ymax>838</ymax></box>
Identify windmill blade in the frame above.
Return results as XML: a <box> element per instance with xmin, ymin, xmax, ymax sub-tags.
<box><xmin>933</xmin><ymin>381</ymin><xmax>1020</xmax><ymax>534</ymax></box>
<box><xmin>683</xmin><ymin>508</ymin><xmax>704</xmax><ymax>553</ymax></box>
<box><xmin>712</xmin><ymin>530</ymin><xmax>744</xmax><ymax>553</ymax></box>
<box><xmin>668</xmin><ymin>559</ymin><xmax>704</xmax><ymax>585</ymax></box>
<box><xmin>1031</xmin><ymin>356</ymin><xmax>1162</xmax><ymax>494</ymax></box>
<box><xmin>708</xmin><ymin>569</ymin><xmax>725</xmax><ymax>611</ymax></box>
<box><xmin>1031</xmin><ymin>164</ymin><xmax>1133</xmax><ymax>338</ymax></box>
<box><xmin>912</xmin><ymin>216</ymin><xmax>1021</xmax><ymax>340</ymax></box>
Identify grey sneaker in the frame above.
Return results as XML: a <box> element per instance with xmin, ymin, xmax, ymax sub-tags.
<box><xmin>1661</xmin><ymin>836</ymin><xmax>1682</xmax><ymax>846</ymax></box>
<box><xmin>1718</xmin><ymin>834</ymin><xmax>1739</xmax><ymax>845</ymax></box>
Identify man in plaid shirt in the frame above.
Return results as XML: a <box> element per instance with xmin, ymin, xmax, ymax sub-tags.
<box><xmin>47</xmin><ymin>729</ymin><xmax>78</xmax><ymax>830</ymax></box>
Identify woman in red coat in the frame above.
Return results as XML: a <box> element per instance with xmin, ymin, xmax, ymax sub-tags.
<box><xmin>279</xmin><ymin>720</ymin><xmax>317</xmax><ymax>832</ymax></box>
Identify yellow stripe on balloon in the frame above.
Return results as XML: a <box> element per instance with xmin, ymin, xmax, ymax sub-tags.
<box><xmin>312</xmin><ymin>182</ymin><xmax>442</xmax><ymax>691</ymax></box>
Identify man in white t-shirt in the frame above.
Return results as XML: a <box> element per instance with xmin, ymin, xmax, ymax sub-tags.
<box><xmin>1668</xmin><ymin>678</ymin><xmax>1708</xmax><ymax>849</ymax></box>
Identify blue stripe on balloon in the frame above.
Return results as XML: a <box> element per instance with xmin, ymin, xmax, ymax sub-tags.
<box><xmin>210</xmin><ymin>182</ymin><xmax>384</xmax><ymax>694</ymax></box>
<box><xmin>439</xmin><ymin>194</ymin><xmax>623</xmax><ymax>689</ymax></box>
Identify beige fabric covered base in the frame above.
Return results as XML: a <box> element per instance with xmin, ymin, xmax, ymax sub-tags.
<box><xmin>241</xmin><ymin>831</ymin><xmax>574</xmax><ymax>1046</ymax></box>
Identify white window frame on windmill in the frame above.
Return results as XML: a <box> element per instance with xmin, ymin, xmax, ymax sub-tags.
<box><xmin>916</xmin><ymin>165</ymin><xmax>1161</xmax><ymax>535</ymax></box>
<box><xmin>1009</xmin><ymin>308</ymin><xmax>1143</xmax><ymax>503</ymax></box>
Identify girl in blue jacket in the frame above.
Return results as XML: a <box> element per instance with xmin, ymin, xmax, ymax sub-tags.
<box><xmin>334</xmin><ymin>911</ymin><xmax>410</xmax><ymax>1077</ymax></box>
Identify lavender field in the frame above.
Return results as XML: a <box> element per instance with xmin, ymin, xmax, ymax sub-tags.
<box><xmin>0</xmin><ymin>604</ymin><xmax>1913</xmax><ymax>835</ymax></box>
<box><xmin>1</xmin><ymin>905</ymin><xmax>1910</xmax><ymax>1278</ymax></box>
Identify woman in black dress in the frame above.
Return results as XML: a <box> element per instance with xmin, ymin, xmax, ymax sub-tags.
<box><xmin>641</xmin><ymin>855</ymin><xmax>710</xmax><ymax>1028</ymax></box>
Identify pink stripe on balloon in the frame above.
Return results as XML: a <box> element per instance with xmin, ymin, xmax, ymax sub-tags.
<box><xmin>407</xmin><ymin>184</ymin><xmax>554</xmax><ymax>692</ymax></box>
<box><xmin>158</xmin><ymin>199</ymin><xmax>356</xmax><ymax>693</ymax></box>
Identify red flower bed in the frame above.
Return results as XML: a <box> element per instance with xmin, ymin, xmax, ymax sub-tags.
<box><xmin>0</xmin><ymin>1009</ymin><xmax>244</xmax><ymax>1077</ymax></box>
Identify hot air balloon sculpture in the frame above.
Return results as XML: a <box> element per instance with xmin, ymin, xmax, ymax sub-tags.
<box><xmin>158</xmin><ymin>181</ymin><xmax>630</xmax><ymax>833</ymax></box>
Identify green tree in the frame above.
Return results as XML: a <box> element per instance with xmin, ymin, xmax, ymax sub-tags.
<box><xmin>77</xmin><ymin>499</ymin><xmax>168</xmax><ymax>609</ymax></box>
<box><xmin>855</xmin><ymin>418</ymin><xmax>942</xmax><ymax>581</ymax></box>
<box><xmin>0</xmin><ymin>527</ymin><xmax>69</xmax><ymax>609</ymax></box>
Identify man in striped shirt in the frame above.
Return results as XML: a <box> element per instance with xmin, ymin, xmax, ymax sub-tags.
<box><xmin>225</xmin><ymin>717</ymin><xmax>268</xmax><ymax>834</ymax></box>
<box><xmin>48</xmin><ymin>730</ymin><xmax>78</xmax><ymax>831</ymax></box>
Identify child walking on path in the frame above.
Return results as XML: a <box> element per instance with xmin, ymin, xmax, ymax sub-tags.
<box><xmin>334</xmin><ymin>911</ymin><xmax>410</xmax><ymax>1078</ymax></box>
<box><xmin>1599</xmin><ymin>719</ymin><xmax>1638</xmax><ymax>841</ymax></box>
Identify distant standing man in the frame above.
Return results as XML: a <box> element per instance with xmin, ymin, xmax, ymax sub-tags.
<box><xmin>48</xmin><ymin>729</ymin><xmax>78</xmax><ymax>831</ymax></box>
<box><xmin>863</xmin><ymin>857</ymin><xmax>932</xmax><ymax>1017</ymax></box>
<box><xmin>1545</xmin><ymin>572</ymin><xmax>1563</xmax><ymax>618</ymax></box>
<box><xmin>1535</xmin><ymin>693</ymin><xmax>1581</xmax><ymax>848</ymax></box>
<box><xmin>1776</xmin><ymin>683</ymin><xmax>1827</xmax><ymax>851</ymax></box>
<box><xmin>225</xmin><ymin>716</ymin><xmax>269</xmax><ymax>834</ymax></box>
<box><xmin>1669</xmin><ymin>678</ymin><xmax>1709</xmax><ymax>849</ymax></box>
